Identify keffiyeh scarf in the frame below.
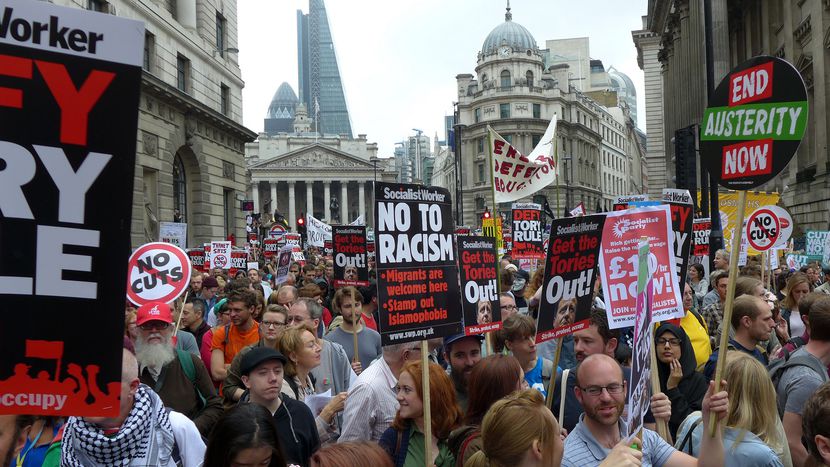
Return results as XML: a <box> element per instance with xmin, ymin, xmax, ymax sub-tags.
<box><xmin>62</xmin><ymin>384</ymin><xmax>175</xmax><ymax>466</ymax></box>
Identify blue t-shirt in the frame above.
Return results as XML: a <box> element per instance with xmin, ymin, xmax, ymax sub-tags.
<box><xmin>563</xmin><ymin>414</ymin><xmax>675</xmax><ymax>467</ymax></box>
<box><xmin>525</xmin><ymin>357</ymin><xmax>547</xmax><ymax>398</ymax></box>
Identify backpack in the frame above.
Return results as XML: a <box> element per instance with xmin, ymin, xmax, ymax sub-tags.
<box><xmin>154</xmin><ymin>349</ymin><xmax>206</xmax><ymax>408</ymax></box>
<box><xmin>769</xmin><ymin>350</ymin><xmax>829</xmax><ymax>418</ymax></box>
<box><xmin>778</xmin><ymin>336</ymin><xmax>807</xmax><ymax>361</ymax></box>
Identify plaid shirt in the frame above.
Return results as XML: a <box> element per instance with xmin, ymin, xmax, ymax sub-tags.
<box><xmin>700</xmin><ymin>301</ymin><xmax>724</xmax><ymax>350</ymax></box>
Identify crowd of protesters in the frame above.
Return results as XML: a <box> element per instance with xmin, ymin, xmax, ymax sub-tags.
<box><xmin>5</xmin><ymin>245</ymin><xmax>830</xmax><ymax>467</ymax></box>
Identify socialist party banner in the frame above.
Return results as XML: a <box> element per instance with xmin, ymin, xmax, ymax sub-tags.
<box><xmin>333</xmin><ymin>225</ymin><xmax>369</xmax><ymax>287</ymax></box>
<box><xmin>306</xmin><ymin>214</ymin><xmax>332</xmax><ymax>248</ymax></box>
<box><xmin>0</xmin><ymin>0</ymin><xmax>143</xmax><ymax>416</ymax></box>
<box><xmin>662</xmin><ymin>189</ymin><xmax>694</xmax><ymax>289</ymax></box>
<box><xmin>511</xmin><ymin>203</ymin><xmax>544</xmax><ymax>259</ymax></box>
<box><xmin>489</xmin><ymin>117</ymin><xmax>558</xmax><ymax>203</ymax></box>
<box><xmin>458</xmin><ymin>236</ymin><xmax>501</xmax><ymax>335</ymax></box>
<box><xmin>536</xmin><ymin>214</ymin><xmax>606</xmax><ymax>343</ymax></box>
<box><xmin>598</xmin><ymin>205</ymin><xmax>684</xmax><ymax>329</ymax></box>
<box><xmin>693</xmin><ymin>218</ymin><xmax>711</xmax><ymax>256</ymax></box>
<box><xmin>375</xmin><ymin>182</ymin><xmax>462</xmax><ymax>345</ymax></box>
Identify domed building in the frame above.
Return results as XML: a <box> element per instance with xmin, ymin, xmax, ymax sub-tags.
<box><xmin>264</xmin><ymin>82</ymin><xmax>299</xmax><ymax>135</ymax></box>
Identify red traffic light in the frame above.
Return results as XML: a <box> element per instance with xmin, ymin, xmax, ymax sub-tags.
<box><xmin>482</xmin><ymin>210</ymin><xmax>491</xmax><ymax>219</ymax></box>
<box><xmin>297</xmin><ymin>217</ymin><xmax>305</xmax><ymax>226</ymax></box>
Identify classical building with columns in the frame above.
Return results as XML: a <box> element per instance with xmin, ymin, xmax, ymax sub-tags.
<box><xmin>245</xmin><ymin>101</ymin><xmax>395</xmax><ymax>231</ymax></box>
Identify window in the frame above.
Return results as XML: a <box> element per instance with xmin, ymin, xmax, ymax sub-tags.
<box><xmin>173</xmin><ymin>155</ymin><xmax>187</xmax><ymax>223</ymax></box>
<box><xmin>223</xmin><ymin>189</ymin><xmax>234</xmax><ymax>238</ymax></box>
<box><xmin>88</xmin><ymin>0</ymin><xmax>106</xmax><ymax>12</ymax></box>
<box><xmin>474</xmin><ymin>108</ymin><xmax>481</xmax><ymax>123</ymax></box>
<box><xmin>176</xmin><ymin>54</ymin><xmax>190</xmax><ymax>93</ymax></box>
<box><xmin>477</xmin><ymin>138</ymin><xmax>484</xmax><ymax>154</ymax></box>
<box><xmin>505</xmin><ymin>134</ymin><xmax>512</xmax><ymax>144</ymax></box>
<box><xmin>221</xmin><ymin>84</ymin><xmax>230</xmax><ymax>115</ymax></box>
<box><xmin>477</xmin><ymin>163</ymin><xmax>484</xmax><ymax>182</ymax></box>
<box><xmin>500</xmin><ymin>70</ymin><xmax>511</xmax><ymax>89</ymax></box>
<box><xmin>526</xmin><ymin>71</ymin><xmax>534</xmax><ymax>88</ymax></box>
<box><xmin>533</xmin><ymin>103</ymin><xmax>541</xmax><ymax>119</ymax></box>
<box><xmin>500</xmin><ymin>103</ymin><xmax>510</xmax><ymax>119</ymax></box>
<box><xmin>143</xmin><ymin>32</ymin><xmax>155</xmax><ymax>73</ymax></box>
<box><xmin>531</xmin><ymin>134</ymin><xmax>541</xmax><ymax>148</ymax></box>
<box><xmin>216</xmin><ymin>12</ymin><xmax>227</xmax><ymax>56</ymax></box>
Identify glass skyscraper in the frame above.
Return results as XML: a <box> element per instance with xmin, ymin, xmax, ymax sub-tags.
<box><xmin>297</xmin><ymin>0</ymin><xmax>353</xmax><ymax>137</ymax></box>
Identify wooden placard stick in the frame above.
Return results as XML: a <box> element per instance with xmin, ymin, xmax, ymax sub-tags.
<box><xmin>421</xmin><ymin>339</ymin><xmax>432</xmax><ymax>467</ymax></box>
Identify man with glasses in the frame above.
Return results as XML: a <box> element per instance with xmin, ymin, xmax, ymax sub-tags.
<box><xmin>288</xmin><ymin>298</ymin><xmax>354</xmax><ymax>396</ymax></box>
<box><xmin>134</xmin><ymin>302</ymin><xmax>223</xmax><ymax>437</ymax></box>
<box><xmin>222</xmin><ymin>304</ymin><xmax>289</xmax><ymax>407</ymax></box>
<box><xmin>564</xmin><ymin>354</ymin><xmax>729</xmax><ymax>467</ymax></box>
<box><xmin>210</xmin><ymin>289</ymin><xmax>262</xmax><ymax>387</ymax></box>
<box><xmin>500</xmin><ymin>292</ymin><xmax>519</xmax><ymax>320</ymax></box>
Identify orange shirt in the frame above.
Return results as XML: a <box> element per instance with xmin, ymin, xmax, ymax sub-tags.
<box><xmin>211</xmin><ymin>323</ymin><xmax>261</xmax><ymax>363</ymax></box>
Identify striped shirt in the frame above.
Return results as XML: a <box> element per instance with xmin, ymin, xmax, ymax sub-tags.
<box><xmin>338</xmin><ymin>356</ymin><xmax>399</xmax><ymax>442</ymax></box>
<box><xmin>563</xmin><ymin>414</ymin><xmax>675</xmax><ymax>467</ymax></box>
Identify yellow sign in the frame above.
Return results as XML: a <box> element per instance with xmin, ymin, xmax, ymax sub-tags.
<box><xmin>481</xmin><ymin>218</ymin><xmax>505</xmax><ymax>256</ymax></box>
<box><xmin>697</xmin><ymin>190</ymin><xmax>780</xmax><ymax>255</ymax></box>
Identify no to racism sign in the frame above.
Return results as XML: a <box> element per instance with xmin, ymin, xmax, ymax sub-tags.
<box><xmin>598</xmin><ymin>205</ymin><xmax>684</xmax><ymax>329</ymax></box>
<box><xmin>375</xmin><ymin>182</ymin><xmax>462</xmax><ymax>345</ymax></box>
<box><xmin>536</xmin><ymin>214</ymin><xmax>606</xmax><ymax>343</ymax></box>
<box><xmin>701</xmin><ymin>56</ymin><xmax>808</xmax><ymax>190</ymax></box>
<box><xmin>458</xmin><ymin>236</ymin><xmax>501</xmax><ymax>335</ymax></box>
<box><xmin>127</xmin><ymin>243</ymin><xmax>192</xmax><ymax>306</ymax></box>
<box><xmin>0</xmin><ymin>0</ymin><xmax>143</xmax><ymax>416</ymax></box>
<box><xmin>332</xmin><ymin>225</ymin><xmax>369</xmax><ymax>287</ymax></box>
<box><xmin>511</xmin><ymin>203</ymin><xmax>544</xmax><ymax>259</ymax></box>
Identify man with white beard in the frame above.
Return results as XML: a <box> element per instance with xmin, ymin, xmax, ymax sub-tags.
<box><xmin>135</xmin><ymin>302</ymin><xmax>223</xmax><ymax>437</ymax></box>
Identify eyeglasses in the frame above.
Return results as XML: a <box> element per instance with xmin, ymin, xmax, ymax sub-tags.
<box><xmin>262</xmin><ymin>321</ymin><xmax>286</xmax><ymax>328</ymax></box>
<box><xmin>657</xmin><ymin>338</ymin><xmax>681</xmax><ymax>347</ymax></box>
<box><xmin>139</xmin><ymin>321</ymin><xmax>171</xmax><ymax>331</ymax></box>
<box><xmin>579</xmin><ymin>383</ymin><xmax>624</xmax><ymax>397</ymax></box>
<box><xmin>502</xmin><ymin>304</ymin><xmax>518</xmax><ymax>311</ymax></box>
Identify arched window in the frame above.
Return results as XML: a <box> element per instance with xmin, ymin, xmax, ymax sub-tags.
<box><xmin>526</xmin><ymin>70</ymin><xmax>534</xmax><ymax>88</ymax></box>
<box><xmin>173</xmin><ymin>154</ymin><xmax>187</xmax><ymax>222</ymax></box>
<box><xmin>500</xmin><ymin>70</ymin><xmax>511</xmax><ymax>89</ymax></box>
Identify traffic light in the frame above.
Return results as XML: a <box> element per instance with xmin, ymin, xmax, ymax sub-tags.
<box><xmin>674</xmin><ymin>126</ymin><xmax>697</xmax><ymax>195</ymax></box>
<box><xmin>297</xmin><ymin>216</ymin><xmax>306</xmax><ymax>242</ymax></box>
<box><xmin>482</xmin><ymin>209</ymin><xmax>491</xmax><ymax>219</ymax></box>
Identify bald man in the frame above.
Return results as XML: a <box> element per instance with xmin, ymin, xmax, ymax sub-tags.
<box><xmin>563</xmin><ymin>353</ymin><xmax>729</xmax><ymax>467</ymax></box>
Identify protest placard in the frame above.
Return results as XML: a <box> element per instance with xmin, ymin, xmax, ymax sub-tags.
<box><xmin>274</xmin><ymin>245</ymin><xmax>294</xmax><ymax>285</ymax></box>
<box><xmin>624</xmin><ymin>239</ymin><xmax>655</xmax><ymax>439</ymax></box>
<box><xmin>374</xmin><ymin>182</ymin><xmax>462</xmax><ymax>345</ymax></box>
<box><xmin>806</xmin><ymin>231</ymin><xmax>830</xmax><ymax>257</ymax></box>
<box><xmin>263</xmin><ymin>238</ymin><xmax>280</xmax><ymax>258</ymax></box>
<box><xmin>662</xmin><ymin>189</ymin><xmax>694</xmax><ymax>289</ymax></box>
<box><xmin>458</xmin><ymin>236</ymin><xmax>501</xmax><ymax>335</ymax></box>
<box><xmin>127</xmin><ymin>243</ymin><xmax>192</xmax><ymax>306</ymax></box>
<box><xmin>0</xmin><ymin>0</ymin><xmax>143</xmax><ymax>416</ymax></box>
<box><xmin>693</xmin><ymin>218</ymin><xmax>711</xmax><ymax>256</ymax></box>
<box><xmin>187</xmin><ymin>248</ymin><xmax>206</xmax><ymax>272</ymax></box>
<box><xmin>333</xmin><ymin>225</ymin><xmax>369</xmax><ymax>287</ymax></box>
<box><xmin>613</xmin><ymin>194</ymin><xmax>650</xmax><ymax>211</ymax></box>
<box><xmin>535</xmin><ymin>215</ymin><xmax>606</xmax><ymax>343</ymax></box>
<box><xmin>598</xmin><ymin>205</ymin><xmax>684</xmax><ymax>329</ymax></box>
<box><xmin>228</xmin><ymin>250</ymin><xmax>247</xmax><ymax>276</ymax></box>
<box><xmin>306</xmin><ymin>214</ymin><xmax>332</xmax><ymax>248</ymax></box>
<box><xmin>511</xmin><ymin>203</ymin><xmax>545</xmax><ymax>259</ymax></box>
<box><xmin>569</xmin><ymin>202</ymin><xmax>586</xmax><ymax>217</ymax></box>
<box><xmin>284</xmin><ymin>233</ymin><xmax>302</xmax><ymax>248</ymax></box>
<box><xmin>209</xmin><ymin>241</ymin><xmax>232</xmax><ymax>269</ymax></box>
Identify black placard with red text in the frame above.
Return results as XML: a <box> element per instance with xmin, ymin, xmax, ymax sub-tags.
<box><xmin>535</xmin><ymin>215</ymin><xmax>606</xmax><ymax>343</ymax></box>
<box><xmin>662</xmin><ymin>189</ymin><xmax>694</xmax><ymax>290</ymax></box>
<box><xmin>0</xmin><ymin>0</ymin><xmax>143</xmax><ymax>416</ymax></box>
<box><xmin>693</xmin><ymin>218</ymin><xmax>712</xmax><ymax>256</ymax></box>
<box><xmin>374</xmin><ymin>182</ymin><xmax>462</xmax><ymax>345</ymax></box>
<box><xmin>333</xmin><ymin>225</ymin><xmax>369</xmax><ymax>287</ymax></box>
<box><xmin>511</xmin><ymin>203</ymin><xmax>544</xmax><ymax>259</ymax></box>
<box><xmin>458</xmin><ymin>236</ymin><xmax>501</xmax><ymax>335</ymax></box>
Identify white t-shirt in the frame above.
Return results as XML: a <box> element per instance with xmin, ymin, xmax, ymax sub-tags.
<box><xmin>789</xmin><ymin>311</ymin><xmax>806</xmax><ymax>338</ymax></box>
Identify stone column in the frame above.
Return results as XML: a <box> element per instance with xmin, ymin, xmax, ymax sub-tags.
<box><xmin>341</xmin><ymin>182</ymin><xmax>348</xmax><ymax>224</ymax></box>
<box><xmin>288</xmin><ymin>181</ymin><xmax>296</xmax><ymax>231</ymax></box>
<box><xmin>306</xmin><ymin>181</ymin><xmax>313</xmax><ymax>218</ymax></box>
<box><xmin>358</xmin><ymin>182</ymin><xmax>366</xmax><ymax>222</ymax></box>
<box><xmin>324</xmin><ymin>181</ymin><xmax>331</xmax><ymax>222</ymax></box>
<box><xmin>270</xmin><ymin>182</ymin><xmax>278</xmax><ymax>215</ymax></box>
<box><xmin>251</xmin><ymin>181</ymin><xmax>260</xmax><ymax>213</ymax></box>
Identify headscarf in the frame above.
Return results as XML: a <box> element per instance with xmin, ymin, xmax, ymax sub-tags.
<box><xmin>654</xmin><ymin>322</ymin><xmax>698</xmax><ymax>392</ymax></box>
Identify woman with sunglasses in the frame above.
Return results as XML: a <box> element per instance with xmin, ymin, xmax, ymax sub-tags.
<box><xmin>654</xmin><ymin>322</ymin><xmax>707</xmax><ymax>440</ymax></box>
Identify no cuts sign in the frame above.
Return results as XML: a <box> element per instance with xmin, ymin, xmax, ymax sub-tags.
<box><xmin>127</xmin><ymin>243</ymin><xmax>192</xmax><ymax>305</ymax></box>
<box><xmin>745</xmin><ymin>207</ymin><xmax>781</xmax><ymax>252</ymax></box>
<box><xmin>700</xmin><ymin>56</ymin><xmax>808</xmax><ymax>189</ymax></box>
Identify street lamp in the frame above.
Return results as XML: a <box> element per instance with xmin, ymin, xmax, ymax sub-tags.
<box><xmin>370</xmin><ymin>156</ymin><xmax>379</xmax><ymax>184</ymax></box>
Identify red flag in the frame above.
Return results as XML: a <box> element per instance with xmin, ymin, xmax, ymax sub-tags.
<box><xmin>25</xmin><ymin>340</ymin><xmax>64</xmax><ymax>360</ymax></box>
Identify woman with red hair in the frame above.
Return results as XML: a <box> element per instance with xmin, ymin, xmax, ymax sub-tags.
<box><xmin>378</xmin><ymin>360</ymin><xmax>462</xmax><ymax>467</ymax></box>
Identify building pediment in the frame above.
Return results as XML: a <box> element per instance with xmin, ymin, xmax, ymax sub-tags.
<box><xmin>249</xmin><ymin>144</ymin><xmax>375</xmax><ymax>171</ymax></box>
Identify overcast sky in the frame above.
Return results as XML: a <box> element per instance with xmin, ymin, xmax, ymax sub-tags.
<box><xmin>238</xmin><ymin>0</ymin><xmax>648</xmax><ymax>158</ymax></box>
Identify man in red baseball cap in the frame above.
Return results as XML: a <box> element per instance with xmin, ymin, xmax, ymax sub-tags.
<box><xmin>135</xmin><ymin>302</ymin><xmax>223</xmax><ymax>437</ymax></box>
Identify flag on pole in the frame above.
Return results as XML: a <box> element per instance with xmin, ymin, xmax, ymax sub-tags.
<box><xmin>489</xmin><ymin>116</ymin><xmax>558</xmax><ymax>203</ymax></box>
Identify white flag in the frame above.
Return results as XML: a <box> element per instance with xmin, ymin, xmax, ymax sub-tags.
<box><xmin>350</xmin><ymin>215</ymin><xmax>365</xmax><ymax>226</ymax></box>
<box><xmin>490</xmin><ymin>116</ymin><xmax>558</xmax><ymax>203</ymax></box>
<box><xmin>306</xmin><ymin>213</ymin><xmax>332</xmax><ymax>248</ymax></box>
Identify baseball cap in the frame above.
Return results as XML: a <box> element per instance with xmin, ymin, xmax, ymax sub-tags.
<box><xmin>443</xmin><ymin>333</ymin><xmax>484</xmax><ymax>350</ymax></box>
<box><xmin>241</xmin><ymin>347</ymin><xmax>288</xmax><ymax>376</ymax></box>
<box><xmin>136</xmin><ymin>302</ymin><xmax>173</xmax><ymax>326</ymax></box>
<box><xmin>202</xmin><ymin>276</ymin><xmax>219</xmax><ymax>288</ymax></box>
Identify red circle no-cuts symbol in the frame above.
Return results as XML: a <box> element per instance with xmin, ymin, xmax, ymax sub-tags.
<box><xmin>213</xmin><ymin>255</ymin><xmax>228</xmax><ymax>268</ymax></box>
<box><xmin>127</xmin><ymin>242</ymin><xmax>192</xmax><ymax>306</ymax></box>
<box><xmin>745</xmin><ymin>208</ymin><xmax>780</xmax><ymax>252</ymax></box>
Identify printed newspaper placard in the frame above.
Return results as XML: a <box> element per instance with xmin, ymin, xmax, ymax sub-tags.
<box><xmin>187</xmin><ymin>248</ymin><xmax>206</xmax><ymax>272</ymax></box>
<box><xmin>662</xmin><ymin>189</ymin><xmax>694</xmax><ymax>290</ymax></box>
<box><xmin>306</xmin><ymin>213</ymin><xmax>332</xmax><ymax>248</ymax></box>
<box><xmin>159</xmin><ymin>222</ymin><xmax>187</xmax><ymax>248</ymax></box>
<box><xmin>209</xmin><ymin>241</ymin><xmax>232</xmax><ymax>269</ymax></box>
<box><xmin>624</xmin><ymin>239</ymin><xmax>654</xmax><ymax>439</ymax></box>
<box><xmin>535</xmin><ymin>214</ymin><xmax>606</xmax><ymax>343</ymax></box>
<box><xmin>228</xmin><ymin>250</ymin><xmax>247</xmax><ymax>276</ymax></box>
<box><xmin>693</xmin><ymin>218</ymin><xmax>711</xmax><ymax>256</ymax></box>
<box><xmin>458</xmin><ymin>236</ymin><xmax>501</xmax><ymax>335</ymax></box>
<box><xmin>375</xmin><ymin>182</ymin><xmax>462</xmax><ymax>345</ymax></box>
<box><xmin>510</xmin><ymin>203</ymin><xmax>545</xmax><ymax>259</ymax></box>
<box><xmin>489</xmin><ymin>118</ymin><xmax>558</xmax><ymax>203</ymax></box>
<box><xmin>613</xmin><ymin>194</ymin><xmax>650</xmax><ymax>211</ymax></box>
<box><xmin>332</xmin><ymin>225</ymin><xmax>370</xmax><ymax>287</ymax></box>
<box><xmin>263</xmin><ymin>239</ymin><xmax>280</xmax><ymax>258</ymax></box>
<box><xmin>0</xmin><ymin>0</ymin><xmax>144</xmax><ymax>416</ymax></box>
<box><xmin>598</xmin><ymin>205</ymin><xmax>684</xmax><ymax>329</ymax></box>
